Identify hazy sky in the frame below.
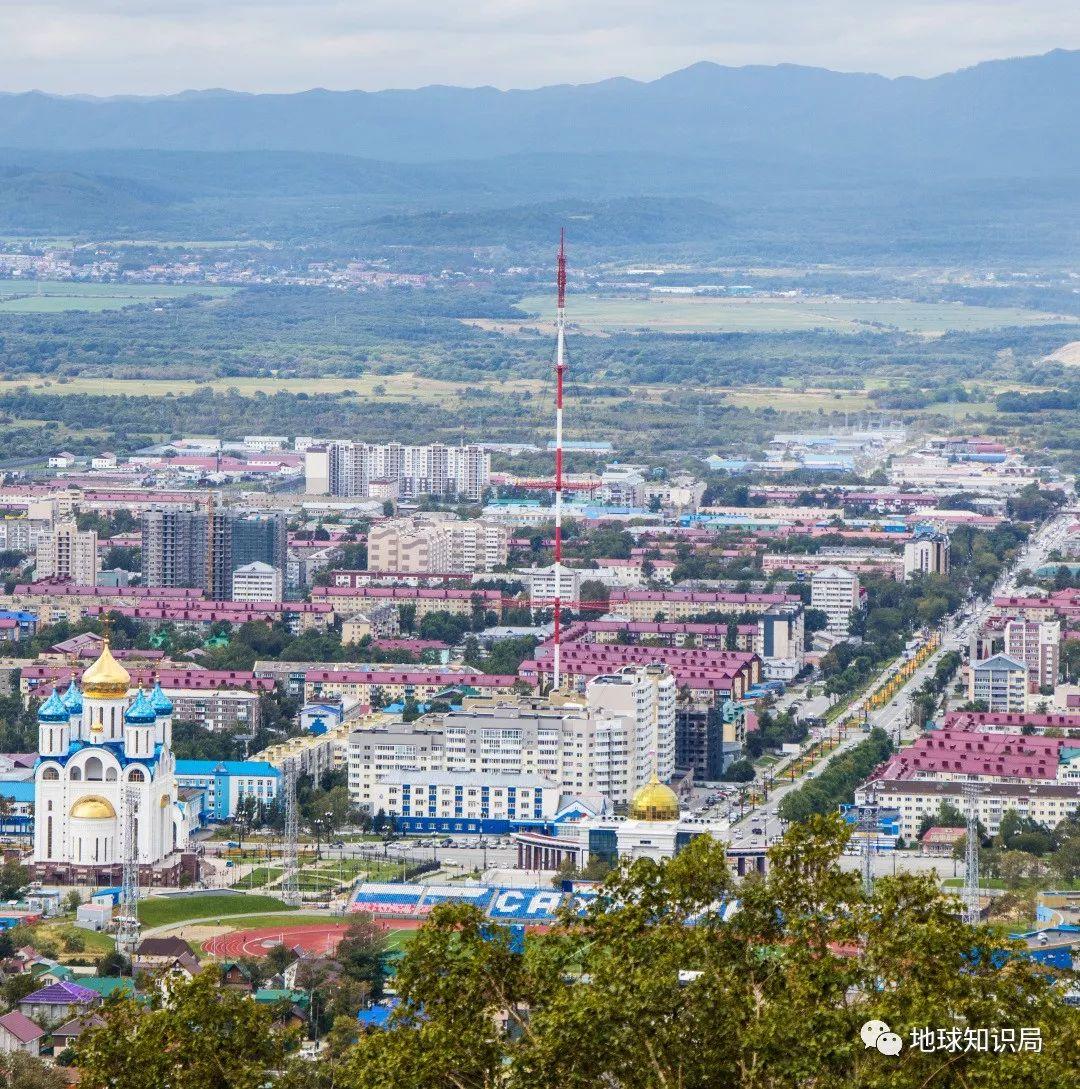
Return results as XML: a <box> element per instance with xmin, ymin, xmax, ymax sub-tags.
<box><xmin>1</xmin><ymin>0</ymin><xmax>1077</xmax><ymax>95</ymax></box>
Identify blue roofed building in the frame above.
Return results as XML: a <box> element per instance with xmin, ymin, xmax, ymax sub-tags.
<box><xmin>174</xmin><ymin>760</ymin><xmax>281</xmax><ymax>821</ymax></box>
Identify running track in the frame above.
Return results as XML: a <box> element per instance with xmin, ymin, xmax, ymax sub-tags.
<box><xmin>202</xmin><ymin>919</ymin><xmax>424</xmax><ymax>959</ymax></box>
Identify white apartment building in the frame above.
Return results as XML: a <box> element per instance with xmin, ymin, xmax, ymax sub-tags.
<box><xmin>586</xmin><ymin>665</ymin><xmax>677</xmax><ymax>787</ymax></box>
<box><xmin>367</xmin><ymin>515</ymin><xmax>508</xmax><ymax>574</ymax></box>
<box><xmin>754</xmin><ymin>605</ymin><xmax>806</xmax><ymax>681</ymax></box>
<box><xmin>371</xmin><ymin>772</ymin><xmax>561</xmax><ymax>827</ymax></box>
<box><xmin>1003</xmin><ymin>619</ymin><xmax>1060</xmax><ymax>692</ymax></box>
<box><xmin>0</xmin><ymin>517</ymin><xmax>52</xmax><ymax>554</ymax></box>
<box><xmin>307</xmin><ymin>441</ymin><xmax>490</xmax><ymax>502</ymax></box>
<box><xmin>347</xmin><ymin>666</ymin><xmax>677</xmax><ymax>812</ymax></box>
<box><xmin>231</xmin><ymin>561</ymin><xmax>283</xmax><ymax>602</ymax></box>
<box><xmin>34</xmin><ymin>520</ymin><xmax>99</xmax><ymax>586</ymax></box>
<box><xmin>516</xmin><ymin>563</ymin><xmax>582</xmax><ymax>606</ymax></box>
<box><xmin>810</xmin><ymin>566</ymin><xmax>862</xmax><ymax>635</ymax></box>
<box><xmin>903</xmin><ymin>531</ymin><xmax>951</xmax><ymax>579</ymax></box>
<box><xmin>856</xmin><ymin>778</ymin><xmax>1079</xmax><ymax>840</ymax></box>
<box><xmin>969</xmin><ymin>653</ymin><xmax>1028</xmax><ymax>713</ymax></box>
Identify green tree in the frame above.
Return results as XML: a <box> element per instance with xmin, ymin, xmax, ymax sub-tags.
<box><xmin>74</xmin><ymin>968</ymin><xmax>291</xmax><ymax>1089</ymax></box>
<box><xmin>0</xmin><ymin>1053</ymin><xmax>68</xmax><ymax>1089</ymax></box>
<box><xmin>337</xmin><ymin>816</ymin><xmax>1080</xmax><ymax>1088</ymax></box>
<box><xmin>335</xmin><ymin>914</ymin><xmax>388</xmax><ymax>998</ymax></box>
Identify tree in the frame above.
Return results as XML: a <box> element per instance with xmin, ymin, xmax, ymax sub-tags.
<box><xmin>75</xmin><ymin>968</ymin><xmax>290</xmax><ymax>1089</ymax></box>
<box><xmin>233</xmin><ymin>794</ymin><xmax>260</xmax><ymax>852</ymax></box>
<box><xmin>0</xmin><ymin>860</ymin><xmax>28</xmax><ymax>900</ymax></box>
<box><xmin>335</xmin><ymin>914</ymin><xmax>388</xmax><ymax>997</ymax></box>
<box><xmin>336</xmin><ymin>816</ymin><xmax>1080</xmax><ymax>1089</ymax></box>
<box><xmin>721</xmin><ymin>758</ymin><xmax>755</xmax><ymax>782</ymax></box>
<box><xmin>0</xmin><ymin>1054</ymin><xmax>68</xmax><ymax>1089</ymax></box>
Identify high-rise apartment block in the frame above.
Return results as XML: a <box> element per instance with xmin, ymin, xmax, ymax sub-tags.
<box><xmin>305</xmin><ymin>441</ymin><xmax>490</xmax><ymax>501</ymax></box>
<box><xmin>367</xmin><ymin>515</ymin><xmax>508</xmax><ymax>574</ymax></box>
<box><xmin>1003</xmin><ymin>619</ymin><xmax>1060</xmax><ymax>692</ymax></box>
<box><xmin>35</xmin><ymin>520</ymin><xmax>99</xmax><ymax>586</ymax></box>
<box><xmin>142</xmin><ymin>508</ymin><xmax>287</xmax><ymax>600</ymax></box>
<box><xmin>347</xmin><ymin>665</ymin><xmax>677</xmax><ymax>812</ymax></box>
<box><xmin>810</xmin><ymin>566</ymin><xmax>862</xmax><ymax>634</ymax></box>
<box><xmin>904</xmin><ymin>529</ymin><xmax>951</xmax><ymax>579</ymax></box>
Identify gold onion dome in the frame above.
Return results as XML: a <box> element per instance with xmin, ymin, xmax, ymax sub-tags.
<box><xmin>629</xmin><ymin>772</ymin><xmax>680</xmax><ymax>822</ymax></box>
<box><xmin>70</xmin><ymin>796</ymin><xmax>116</xmax><ymax>820</ymax></box>
<box><xmin>80</xmin><ymin>640</ymin><xmax>131</xmax><ymax>700</ymax></box>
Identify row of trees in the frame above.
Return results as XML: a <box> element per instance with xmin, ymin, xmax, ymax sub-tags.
<box><xmin>69</xmin><ymin>816</ymin><xmax>1080</xmax><ymax>1088</ymax></box>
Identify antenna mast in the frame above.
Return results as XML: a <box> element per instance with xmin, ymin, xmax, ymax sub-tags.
<box><xmin>962</xmin><ymin>782</ymin><xmax>981</xmax><ymax>925</ymax></box>
<box><xmin>281</xmin><ymin>761</ymin><xmax>300</xmax><ymax>907</ymax></box>
<box><xmin>553</xmin><ymin>229</ymin><xmax>567</xmax><ymax>691</ymax></box>
<box><xmin>116</xmin><ymin>787</ymin><xmax>141</xmax><ymax>961</ymax></box>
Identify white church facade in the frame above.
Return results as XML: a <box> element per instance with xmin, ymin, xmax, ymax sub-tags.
<box><xmin>32</xmin><ymin>639</ymin><xmax>200</xmax><ymax>886</ymax></box>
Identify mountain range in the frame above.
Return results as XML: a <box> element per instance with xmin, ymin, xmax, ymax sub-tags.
<box><xmin>0</xmin><ymin>51</ymin><xmax>1076</xmax><ymax>259</ymax></box>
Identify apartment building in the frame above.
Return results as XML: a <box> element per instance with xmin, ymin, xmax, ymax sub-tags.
<box><xmin>903</xmin><ymin>529</ymin><xmax>951</xmax><ymax>579</ymax></box>
<box><xmin>1003</xmin><ymin>619</ymin><xmax>1060</xmax><ymax>692</ymax></box>
<box><xmin>307</xmin><ymin>441</ymin><xmax>490</xmax><ymax>502</ymax></box>
<box><xmin>34</xmin><ymin>521</ymin><xmax>99</xmax><ymax>586</ymax></box>
<box><xmin>755</xmin><ymin>605</ymin><xmax>806</xmax><ymax>681</ymax></box>
<box><xmin>231</xmin><ymin>561</ymin><xmax>283</xmax><ymax>603</ymax></box>
<box><xmin>810</xmin><ymin>566</ymin><xmax>863</xmax><ymax>635</ymax></box>
<box><xmin>372</xmin><ymin>772</ymin><xmax>560</xmax><ymax>832</ymax></box>
<box><xmin>367</xmin><ymin>515</ymin><xmax>508</xmax><ymax>574</ymax></box>
<box><xmin>856</xmin><ymin>779</ymin><xmax>1079</xmax><ymax>840</ymax></box>
<box><xmin>347</xmin><ymin>667</ymin><xmax>677</xmax><ymax>812</ymax></box>
<box><xmin>969</xmin><ymin>653</ymin><xmax>1029</xmax><ymax>713</ymax></box>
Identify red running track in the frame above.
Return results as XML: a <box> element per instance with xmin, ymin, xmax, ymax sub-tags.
<box><xmin>202</xmin><ymin>919</ymin><xmax>425</xmax><ymax>959</ymax></box>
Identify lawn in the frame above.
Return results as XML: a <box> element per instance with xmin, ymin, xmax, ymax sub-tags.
<box><xmin>0</xmin><ymin>279</ymin><xmax>236</xmax><ymax>313</ymax></box>
<box><xmin>138</xmin><ymin>892</ymin><xmax>293</xmax><ymax>928</ymax></box>
<box><xmin>34</xmin><ymin>919</ymin><xmax>116</xmax><ymax>957</ymax></box>
<box><xmin>516</xmin><ymin>293</ymin><xmax>1076</xmax><ymax>336</ymax></box>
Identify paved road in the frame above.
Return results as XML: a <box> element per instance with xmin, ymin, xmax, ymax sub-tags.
<box><xmin>724</xmin><ymin>503</ymin><xmax>1077</xmax><ymax>854</ymax></box>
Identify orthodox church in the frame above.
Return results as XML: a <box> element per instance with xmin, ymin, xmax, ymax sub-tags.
<box><xmin>32</xmin><ymin>638</ymin><xmax>196</xmax><ymax>884</ymax></box>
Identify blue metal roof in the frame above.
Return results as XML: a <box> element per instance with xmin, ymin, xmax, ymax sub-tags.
<box><xmin>124</xmin><ymin>688</ymin><xmax>157</xmax><ymax>724</ymax></box>
<box><xmin>0</xmin><ymin>781</ymin><xmax>35</xmax><ymax>803</ymax></box>
<box><xmin>175</xmin><ymin>759</ymin><xmax>280</xmax><ymax>778</ymax></box>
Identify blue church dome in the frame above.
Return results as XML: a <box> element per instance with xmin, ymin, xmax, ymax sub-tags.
<box><xmin>124</xmin><ymin>689</ymin><xmax>157</xmax><ymax>725</ymax></box>
<box><xmin>38</xmin><ymin>689</ymin><xmax>70</xmax><ymax>723</ymax></box>
<box><xmin>62</xmin><ymin>680</ymin><xmax>83</xmax><ymax>716</ymax></box>
<box><xmin>149</xmin><ymin>681</ymin><xmax>174</xmax><ymax>715</ymax></box>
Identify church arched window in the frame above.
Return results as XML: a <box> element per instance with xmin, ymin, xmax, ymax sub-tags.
<box><xmin>42</xmin><ymin>767</ymin><xmax>60</xmax><ymax>781</ymax></box>
<box><xmin>128</xmin><ymin>768</ymin><xmax>146</xmax><ymax>783</ymax></box>
<box><xmin>69</xmin><ymin>767</ymin><xmax>82</xmax><ymax>781</ymax></box>
<box><xmin>105</xmin><ymin>768</ymin><xmax>117</xmax><ymax>782</ymax></box>
<box><xmin>84</xmin><ymin>756</ymin><xmax>103</xmax><ymax>781</ymax></box>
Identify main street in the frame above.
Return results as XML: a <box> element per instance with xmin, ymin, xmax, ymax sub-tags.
<box><xmin>725</xmin><ymin>501</ymin><xmax>1076</xmax><ymax>862</ymax></box>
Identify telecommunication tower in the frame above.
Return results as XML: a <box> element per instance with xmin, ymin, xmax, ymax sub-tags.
<box><xmin>281</xmin><ymin>760</ymin><xmax>300</xmax><ymax>907</ymax></box>
<box><xmin>552</xmin><ymin>230</ymin><xmax>567</xmax><ymax>690</ymax></box>
<box><xmin>962</xmin><ymin>782</ymin><xmax>981</xmax><ymax>925</ymax></box>
<box><xmin>116</xmin><ymin>788</ymin><xmax>141</xmax><ymax>960</ymax></box>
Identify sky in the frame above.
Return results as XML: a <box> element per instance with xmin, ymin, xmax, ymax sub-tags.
<box><xmin>1</xmin><ymin>0</ymin><xmax>1077</xmax><ymax>96</ymax></box>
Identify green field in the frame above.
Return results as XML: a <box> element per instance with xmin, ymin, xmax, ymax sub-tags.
<box><xmin>138</xmin><ymin>892</ymin><xmax>293</xmax><ymax>928</ymax></box>
<box><xmin>0</xmin><ymin>279</ymin><xmax>236</xmax><ymax>313</ymax></box>
<box><xmin>517</xmin><ymin>293</ymin><xmax>1076</xmax><ymax>335</ymax></box>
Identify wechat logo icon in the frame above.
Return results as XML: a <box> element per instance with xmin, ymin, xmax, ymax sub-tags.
<box><xmin>861</xmin><ymin>1019</ymin><xmax>904</xmax><ymax>1057</ymax></box>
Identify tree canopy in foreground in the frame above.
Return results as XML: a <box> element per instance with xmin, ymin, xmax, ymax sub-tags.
<box><xmin>77</xmin><ymin>815</ymin><xmax>1080</xmax><ymax>1089</ymax></box>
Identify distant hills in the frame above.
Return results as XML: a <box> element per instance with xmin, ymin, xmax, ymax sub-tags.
<box><xmin>1</xmin><ymin>50</ymin><xmax>1077</xmax><ymax>171</ymax></box>
<box><xmin>0</xmin><ymin>51</ymin><xmax>1076</xmax><ymax>260</ymax></box>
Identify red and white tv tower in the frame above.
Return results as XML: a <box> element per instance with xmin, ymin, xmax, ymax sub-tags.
<box><xmin>552</xmin><ymin>229</ymin><xmax>568</xmax><ymax>690</ymax></box>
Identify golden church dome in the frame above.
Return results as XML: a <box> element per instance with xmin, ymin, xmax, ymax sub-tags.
<box><xmin>629</xmin><ymin>773</ymin><xmax>680</xmax><ymax>822</ymax></box>
<box><xmin>70</xmin><ymin>796</ymin><xmax>116</xmax><ymax>820</ymax></box>
<box><xmin>80</xmin><ymin>640</ymin><xmax>131</xmax><ymax>700</ymax></box>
